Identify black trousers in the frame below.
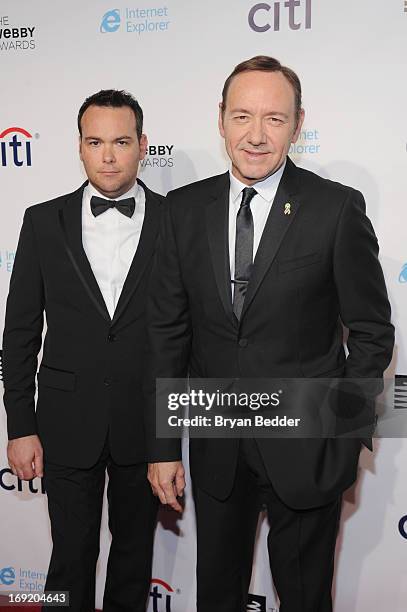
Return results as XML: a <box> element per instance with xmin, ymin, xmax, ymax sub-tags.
<box><xmin>42</xmin><ymin>439</ymin><xmax>158</xmax><ymax>612</ymax></box>
<box><xmin>194</xmin><ymin>439</ymin><xmax>342</xmax><ymax>612</ymax></box>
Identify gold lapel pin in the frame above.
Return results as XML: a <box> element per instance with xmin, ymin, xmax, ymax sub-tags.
<box><xmin>284</xmin><ymin>202</ymin><xmax>291</xmax><ymax>215</ymax></box>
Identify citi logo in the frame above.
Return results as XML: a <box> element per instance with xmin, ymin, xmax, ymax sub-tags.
<box><xmin>0</xmin><ymin>567</ymin><xmax>15</xmax><ymax>586</ymax></box>
<box><xmin>399</xmin><ymin>515</ymin><xmax>407</xmax><ymax>539</ymax></box>
<box><xmin>0</xmin><ymin>468</ymin><xmax>46</xmax><ymax>494</ymax></box>
<box><xmin>0</xmin><ymin>127</ymin><xmax>33</xmax><ymax>167</ymax></box>
<box><xmin>249</xmin><ymin>0</ymin><xmax>312</xmax><ymax>32</ymax></box>
<box><xmin>399</xmin><ymin>263</ymin><xmax>407</xmax><ymax>283</ymax></box>
<box><xmin>100</xmin><ymin>9</ymin><xmax>121</xmax><ymax>33</ymax></box>
<box><xmin>247</xmin><ymin>593</ymin><xmax>267</xmax><ymax>611</ymax></box>
<box><xmin>149</xmin><ymin>578</ymin><xmax>173</xmax><ymax>611</ymax></box>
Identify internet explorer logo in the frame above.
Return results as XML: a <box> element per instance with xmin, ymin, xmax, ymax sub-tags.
<box><xmin>0</xmin><ymin>567</ymin><xmax>15</xmax><ymax>586</ymax></box>
<box><xmin>399</xmin><ymin>263</ymin><xmax>407</xmax><ymax>283</ymax></box>
<box><xmin>100</xmin><ymin>9</ymin><xmax>121</xmax><ymax>33</ymax></box>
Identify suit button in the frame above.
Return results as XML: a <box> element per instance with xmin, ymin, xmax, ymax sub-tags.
<box><xmin>104</xmin><ymin>378</ymin><xmax>112</xmax><ymax>387</ymax></box>
<box><xmin>108</xmin><ymin>333</ymin><xmax>116</xmax><ymax>342</ymax></box>
<box><xmin>239</xmin><ymin>338</ymin><xmax>248</xmax><ymax>348</ymax></box>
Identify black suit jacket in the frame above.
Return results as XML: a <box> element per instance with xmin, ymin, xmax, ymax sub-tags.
<box><xmin>145</xmin><ymin>158</ymin><xmax>394</xmax><ymax>509</ymax></box>
<box><xmin>3</xmin><ymin>179</ymin><xmax>163</xmax><ymax>468</ymax></box>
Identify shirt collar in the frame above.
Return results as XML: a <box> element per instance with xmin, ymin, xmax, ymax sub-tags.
<box><xmin>229</xmin><ymin>159</ymin><xmax>286</xmax><ymax>204</ymax></box>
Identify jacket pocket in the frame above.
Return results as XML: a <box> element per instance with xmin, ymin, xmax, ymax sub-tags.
<box><xmin>278</xmin><ymin>251</ymin><xmax>321</xmax><ymax>274</ymax></box>
<box><xmin>37</xmin><ymin>364</ymin><xmax>76</xmax><ymax>392</ymax></box>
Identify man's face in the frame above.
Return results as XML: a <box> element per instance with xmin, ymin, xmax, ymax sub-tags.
<box><xmin>219</xmin><ymin>70</ymin><xmax>304</xmax><ymax>185</ymax></box>
<box><xmin>79</xmin><ymin>105</ymin><xmax>147</xmax><ymax>198</ymax></box>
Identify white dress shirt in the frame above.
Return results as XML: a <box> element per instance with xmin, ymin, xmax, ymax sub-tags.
<box><xmin>228</xmin><ymin>161</ymin><xmax>286</xmax><ymax>289</ymax></box>
<box><xmin>82</xmin><ymin>182</ymin><xmax>145</xmax><ymax>318</ymax></box>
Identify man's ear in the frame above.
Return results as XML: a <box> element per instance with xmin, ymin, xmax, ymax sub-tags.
<box><xmin>139</xmin><ymin>133</ymin><xmax>148</xmax><ymax>159</ymax></box>
<box><xmin>79</xmin><ymin>135</ymin><xmax>83</xmax><ymax>162</ymax></box>
<box><xmin>292</xmin><ymin>108</ymin><xmax>305</xmax><ymax>144</ymax></box>
<box><xmin>218</xmin><ymin>102</ymin><xmax>225</xmax><ymax>138</ymax></box>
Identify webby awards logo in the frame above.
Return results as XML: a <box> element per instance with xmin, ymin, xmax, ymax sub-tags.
<box><xmin>0</xmin><ymin>15</ymin><xmax>36</xmax><ymax>51</ymax></box>
<box><xmin>140</xmin><ymin>145</ymin><xmax>174</xmax><ymax>169</ymax></box>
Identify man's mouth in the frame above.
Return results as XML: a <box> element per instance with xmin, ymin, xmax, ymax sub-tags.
<box><xmin>243</xmin><ymin>150</ymin><xmax>270</xmax><ymax>158</ymax></box>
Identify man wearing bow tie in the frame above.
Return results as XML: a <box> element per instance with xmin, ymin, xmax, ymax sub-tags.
<box><xmin>3</xmin><ymin>90</ymin><xmax>161</xmax><ymax>611</ymax></box>
<box><xmin>145</xmin><ymin>57</ymin><xmax>394</xmax><ymax>611</ymax></box>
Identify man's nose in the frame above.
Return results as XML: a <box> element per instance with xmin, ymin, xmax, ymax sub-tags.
<box><xmin>247</xmin><ymin>119</ymin><xmax>266</xmax><ymax>146</ymax></box>
<box><xmin>102</xmin><ymin>144</ymin><xmax>116</xmax><ymax>163</ymax></box>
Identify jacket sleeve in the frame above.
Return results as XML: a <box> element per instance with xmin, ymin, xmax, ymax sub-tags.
<box><xmin>331</xmin><ymin>189</ymin><xmax>394</xmax><ymax>449</ymax></box>
<box><xmin>333</xmin><ymin>189</ymin><xmax>394</xmax><ymax>383</ymax></box>
<box><xmin>143</xmin><ymin>193</ymin><xmax>192</xmax><ymax>462</ymax></box>
<box><xmin>2</xmin><ymin>208</ymin><xmax>45</xmax><ymax>439</ymax></box>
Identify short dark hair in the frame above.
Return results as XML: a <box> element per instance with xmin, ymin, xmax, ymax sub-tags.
<box><xmin>77</xmin><ymin>89</ymin><xmax>143</xmax><ymax>140</ymax></box>
<box><xmin>221</xmin><ymin>56</ymin><xmax>302</xmax><ymax>124</ymax></box>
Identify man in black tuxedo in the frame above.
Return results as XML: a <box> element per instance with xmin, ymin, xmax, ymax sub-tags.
<box><xmin>145</xmin><ymin>57</ymin><xmax>394</xmax><ymax>611</ymax></box>
<box><xmin>3</xmin><ymin>90</ymin><xmax>161</xmax><ymax>611</ymax></box>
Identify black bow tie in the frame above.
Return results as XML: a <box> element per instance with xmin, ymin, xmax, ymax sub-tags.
<box><xmin>90</xmin><ymin>195</ymin><xmax>135</xmax><ymax>218</ymax></box>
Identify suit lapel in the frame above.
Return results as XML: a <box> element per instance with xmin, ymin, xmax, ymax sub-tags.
<box><xmin>111</xmin><ymin>179</ymin><xmax>161</xmax><ymax>326</ymax></box>
<box><xmin>205</xmin><ymin>173</ymin><xmax>237</xmax><ymax>328</ymax></box>
<box><xmin>59</xmin><ymin>182</ymin><xmax>111</xmax><ymax>323</ymax></box>
<box><xmin>240</xmin><ymin>158</ymin><xmax>301</xmax><ymax>322</ymax></box>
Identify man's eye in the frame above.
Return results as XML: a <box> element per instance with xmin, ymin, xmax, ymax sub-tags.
<box><xmin>270</xmin><ymin>117</ymin><xmax>283</xmax><ymax>124</ymax></box>
<box><xmin>117</xmin><ymin>140</ymin><xmax>128</xmax><ymax>146</ymax></box>
<box><xmin>89</xmin><ymin>141</ymin><xmax>99</xmax><ymax>146</ymax></box>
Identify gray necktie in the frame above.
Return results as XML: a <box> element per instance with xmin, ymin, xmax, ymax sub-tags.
<box><xmin>232</xmin><ymin>187</ymin><xmax>257</xmax><ymax>320</ymax></box>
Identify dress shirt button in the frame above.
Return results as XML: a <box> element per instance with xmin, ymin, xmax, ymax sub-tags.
<box><xmin>108</xmin><ymin>333</ymin><xmax>116</xmax><ymax>342</ymax></box>
<box><xmin>239</xmin><ymin>338</ymin><xmax>248</xmax><ymax>348</ymax></box>
<box><xmin>104</xmin><ymin>378</ymin><xmax>112</xmax><ymax>387</ymax></box>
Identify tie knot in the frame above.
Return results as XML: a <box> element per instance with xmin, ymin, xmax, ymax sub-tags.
<box><xmin>240</xmin><ymin>187</ymin><xmax>257</xmax><ymax>209</ymax></box>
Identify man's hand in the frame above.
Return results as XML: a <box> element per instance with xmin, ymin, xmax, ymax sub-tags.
<box><xmin>7</xmin><ymin>435</ymin><xmax>43</xmax><ymax>480</ymax></box>
<box><xmin>148</xmin><ymin>461</ymin><xmax>185</xmax><ymax>512</ymax></box>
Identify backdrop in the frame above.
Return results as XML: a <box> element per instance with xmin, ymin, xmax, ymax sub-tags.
<box><xmin>1</xmin><ymin>1</ymin><xmax>406</xmax><ymax>610</ymax></box>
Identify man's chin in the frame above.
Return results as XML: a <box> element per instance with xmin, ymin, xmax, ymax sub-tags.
<box><xmin>238</xmin><ymin>160</ymin><xmax>284</xmax><ymax>183</ymax></box>
<box><xmin>241</xmin><ymin>169</ymin><xmax>276</xmax><ymax>183</ymax></box>
<box><xmin>91</xmin><ymin>180</ymin><xmax>126</xmax><ymax>198</ymax></box>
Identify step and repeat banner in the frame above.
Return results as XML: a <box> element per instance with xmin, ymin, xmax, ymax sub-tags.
<box><xmin>1</xmin><ymin>1</ymin><xmax>406</xmax><ymax>610</ymax></box>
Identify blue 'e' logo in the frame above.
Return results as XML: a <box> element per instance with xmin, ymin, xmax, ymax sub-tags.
<box><xmin>100</xmin><ymin>9</ymin><xmax>121</xmax><ymax>33</ymax></box>
<box><xmin>0</xmin><ymin>567</ymin><xmax>15</xmax><ymax>586</ymax></box>
<box><xmin>399</xmin><ymin>263</ymin><xmax>407</xmax><ymax>283</ymax></box>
